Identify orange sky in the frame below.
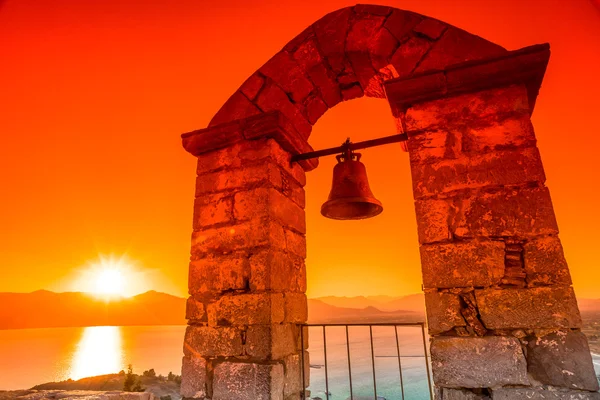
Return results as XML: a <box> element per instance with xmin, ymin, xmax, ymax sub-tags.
<box><xmin>1</xmin><ymin>0</ymin><xmax>600</xmax><ymax>299</ymax></box>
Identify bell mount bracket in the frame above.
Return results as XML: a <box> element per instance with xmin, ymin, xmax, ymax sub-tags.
<box><xmin>290</xmin><ymin>133</ymin><xmax>408</xmax><ymax>163</ymax></box>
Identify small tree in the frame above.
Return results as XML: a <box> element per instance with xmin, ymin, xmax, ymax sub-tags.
<box><xmin>123</xmin><ymin>365</ymin><xmax>136</xmax><ymax>392</ymax></box>
<box><xmin>142</xmin><ymin>368</ymin><xmax>156</xmax><ymax>378</ymax></box>
<box><xmin>132</xmin><ymin>378</ymin><xmax>145</xmax><ymax>392</ymax></box>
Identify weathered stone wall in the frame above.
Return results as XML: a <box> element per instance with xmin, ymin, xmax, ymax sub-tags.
<box><xmin>180</xmin><ymin>136</ymin><xmax>309</xmax><ymax>400</ymax></box>
<box><xmin>386</xmin><ymin>52</ymin><xmax>600</xmax><ymax>398</ymax></box>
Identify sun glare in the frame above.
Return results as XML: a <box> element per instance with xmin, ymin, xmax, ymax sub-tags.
<box><xmin>74</xmin><ymin>254</ymin><xmax>141</xmax><ymax>298</ymax></box>
<box><xmin>94</xmin><ymin>268</ymin><xmax>125</xmax><ymax>296</ymax></box>
<box><xmin>67</xmin><ymin>254</ymin><xmax>166</xmax><ymax>298</ymax></box>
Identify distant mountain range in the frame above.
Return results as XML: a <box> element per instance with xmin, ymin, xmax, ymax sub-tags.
<box><xmin>0</xmin><ymin>290</ymin><xmax>186</xmax><ymax>330</ymax></box>
<box><xmin>0</xmin><ymin>290</ymin><xmax>597</xmax><ymax>330</ymax></box>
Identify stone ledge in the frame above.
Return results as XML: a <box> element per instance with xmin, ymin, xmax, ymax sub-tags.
<box><xmin>491</xmin><ymin>387</ymin><xmax>600</xmax><ymax>400</ymax></box>
<box><xmin>385</xmin><ymin>43</ymin><xmax>550</xmax><ymax>113</ymax></box>
<box><xmin>182</xmin><ymin>111</ymin><xmax>318</xmax><ymax>171</ymax></box>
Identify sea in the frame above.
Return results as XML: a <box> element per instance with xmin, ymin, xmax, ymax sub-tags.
<box><xmin>0</xmin><ymin>325</ymin><xmax>599</xmax><ymax>400</ymax></box>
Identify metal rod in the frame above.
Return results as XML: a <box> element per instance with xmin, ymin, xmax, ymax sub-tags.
<box><xmin>369</xmin><ymin>325</ymin><xmax>378</xmax><ymax>400</ymax></box>
<box><xmin>395</xmin><ymin>325</ymin><xmax>406</xmax><ymax>400</ymax></box>
<box><xmin>300</xmin><ymin>325</ymin><xmax>306</xmax><ymax>399</ymax></box>
<box><xmin>421</xmin><ymin>324</ymin><xmax>434</xmax><ymax>400</ymax></box>
<box><xmin>323</xmin><ymin>326</ymin><xmax>330</xmax><ymax>400</ymax></box>
<box><xmin>346</xmin><ymin>325</ymin><xmax>354</xmax><ymax>400</ymax></box>
<box><xmin>291</xmin><ymin>133</ymin><xmax>408</xmax><ymax>162</ymax></box>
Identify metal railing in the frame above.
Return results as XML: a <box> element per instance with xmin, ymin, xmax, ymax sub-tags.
<box><xmin>300</xmin><ymin>323</ymin><xmax>433</xmax><ymax>400</ymax></box>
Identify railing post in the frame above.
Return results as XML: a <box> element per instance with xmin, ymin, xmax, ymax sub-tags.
<box><xmin>421</xmin><ymin>323</ymin><xmax>434</xmax><ymax>399</ymax></box>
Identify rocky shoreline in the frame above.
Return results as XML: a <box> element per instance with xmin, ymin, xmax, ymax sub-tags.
<box><xmin>0</xmin><ymin>391</ymin><xmax>157</xmax><ymax>400</ymax></box>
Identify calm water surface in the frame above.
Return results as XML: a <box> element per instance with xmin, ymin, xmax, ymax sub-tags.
<box><xmin>1</xmin><ymin>325</ymin><xmax>599</xmax><ymax>399</ymax></box>
<box><xmin>0</xmin><ymin>326</ymin><xmax>185</xmax><ymax>390</ymax></box>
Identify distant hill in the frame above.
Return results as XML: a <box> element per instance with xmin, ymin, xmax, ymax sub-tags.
<box><xmin>1</xmin><ymin>290</ymin><xmax>597</xmax><ymax>330</ymax></box>
<box><xmin>314</xmin><ymin>294</ymin><xmax>426</xmax><ymax>313</ymax></box>
<box><xmin>0</xmin><ymin>290</ymin><xmax>186</xmax><ymax>329</ymax></box>
<box><xmin>307</xmin><ymin>299</ymin><xmax>422</xmax><ymax>323</ymax></box>
<box><xmin>578</xmin><ymin>298</ymin><xmax>600</xmax><ymax>312</ymax></box>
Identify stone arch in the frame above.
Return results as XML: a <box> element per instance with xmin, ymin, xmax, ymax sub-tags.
<box><xmin>180</xmin><ymin>5</ymin><xmax>600</xmax><ymax>400</ymax></box>
<box><xmin>209</xmin><ymin>5</ymin><xmax>506</xmax><ymax>140</ymax></box>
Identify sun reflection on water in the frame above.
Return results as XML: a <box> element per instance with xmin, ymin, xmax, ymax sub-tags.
<box><xmin>70</xmin><ymin>326</ymin><xmax>124</xmax><ymax>380</ymax></box>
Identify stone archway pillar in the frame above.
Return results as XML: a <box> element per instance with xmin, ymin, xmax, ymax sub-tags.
<box><xmin>179</xmin><ymin>112</ymin><xmax>314</xmax><ymax>400</ymax></box>
<box><xmin>385</xmin><ymin>44</ymin><xmax>599</xmax><ymax>399</ymax></box>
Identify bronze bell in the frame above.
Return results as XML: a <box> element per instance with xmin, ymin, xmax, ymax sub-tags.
<box><xmin>321</xmin><ymin>145</ymin><xmax>383</xmax><ymax>220</ymax></box>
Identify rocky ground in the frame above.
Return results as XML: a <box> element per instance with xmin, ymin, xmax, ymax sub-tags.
<box><xmin>0</xmin><ymin>391</ymin><xmax>155</xmax><ymax>400</ymax></box>
<box><xmin>0</xmin><ymin>374</ymin><xmax>181</xmax><ymax>400</ymax></box>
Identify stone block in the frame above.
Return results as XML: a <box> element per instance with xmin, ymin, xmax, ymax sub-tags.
<box><xmin>233</xmin><ymin>187</ymin><xmax>306</xmax><ymax>234</ymax></box>
<box><xmin>475</xmin><ymin>287</ymin><xmax>582</xmax><ymax>329</ymax></box>
<box><xmin>454</xmin><ymin>186</ymin><xmax>559</xmax><ymax>238</ymax></box>
<box><xmin>209</xmin><ymin>91</ymin><xmax>262</xmax><ymax>127</ymax></box>
<box><xmin>248</xmin><ymin>249</ymin><xmax>305</xmax><ymax>292</ymax></box>
<box><xmin>180</xmin><ymin>354</ymin><xmax>207</xmax><ymax>398</ymax></box>
<box><xmin>188</xmin><ymin>254</ymin><xmax>249</xmax><ymax>294</ymax></box>
<box><xmin>260</xmin><ymin>52</ymin><xmax>314</xmax><ymax>104</ymax></box>
<box><xmin>197</xmin><ymin>138</ymin><xmax>306</xmax><ymax>188</ymax></box>
<box><xmin>245</xmin><ymin>324</ymin><xmax>299</xmax><ymax>360</ymax></box>
<box><xmin>207</xmin><ymin>293</ymin><xmax>285</xmax><ymax>326</ymax></box>
<box><xmin>525</xmin><ymin>331</ymin><xmax>599</xmax><ymax>391</ymax></box>
<box><xmin>404</xmin><ymin>85</ymin><xmax>529</xmax><ymax>132</ymax></box>
<box><xmin>462</xmin><ymin>115</ymin><xmax>536</xmax><ymax>154</ymax></box>
<box><xmin>341</xmin><ymin>83</ymin><xmax>364</xmax><ymax>100</ymax></box>
<box><xmin>430</xmin><ymin>336</ymin><xmax>528</xmax><ymax>388</ymax></box>
<box><xmin>292</xmin><ymin>34</ymin><xmax>322</xmax><ymax>70</ymax></box>
<box><xmin>425</xmin><ymin>292</ymin><xmax>466</xmax><ymax>335</ymax></box>
<box><xmin>439</xmin><ymin>388</ymin><xmax>487</xmax><ymax>400</ymax></box>
<box><xmin>411</xmin><ymin>146</ymin><xmax>545</xmax><ymax>198</ymax></box>
<box><xmin>413</xmin><ymin>18</ymin><xmax>447</xmax><ymax>40</ymax></box>
<box><xmin>407</xmin><ymin>129</ymin><xmax>457</xmax><ymax>165</ymax></box>
<box><xmin>313</xmin><ymin>7</ymin><xmax>351</xmax><ymax>59</ymax></box>
<box><xmin>301</xmin><ymin>63</ymin><xmax>341</xmax><ymax>109</ymax></box>
<box><xmin>384</xmin><ymin>10</ymin><xmax>422</xmax><ymax>42</ymax></box>
<box><xmin>192</xmin><ymin>194</ymin><xmax>234</xmax><ymax>230</ymax></box>
<box><xmin>281</xmin><ymin>175</ymin><xmax>306</xmax><ymax>209</ymax></box>
<box><xmin>194</xmin><ymin>138</ymin><xmax>271</xmax><ymax>175</ymax></box>
<box><xmin>420</xmin><ymin>240</ymin><xmax>505</xmax><ymax>288</ymax></box>
<box><xmin>413</xmin><ymin>26</ymin><xmax>507</xmax><ymax>74</ymax></box>
<box><xmin>212</xmin><ymin>362</ymin><xmax>284</xmax><ymax>400</ymax></box>
<box><xmin>368</xmin><ymin>27</ymin><xmax>399</xmax><ymax>69</ymax></box>
<box><xmin>190</xmin><ymin>219</ymin><xmax>286</xmax><ymax>259</ymax></box>
<box><xmin>346</xmin><ymin>14</ymin><xmax>386</xmax><ymax>52</ymax></box>
<box><xmin>347</xmin><ymin>51</ymin><xmax>379</xmax><ymax>96</ymax></box>
<box><xmin>284</xmin><ymin>229</ymin><xmax>307</xmax><ymax>258</ymax></box>
<box><xmin>255</xmin><ymin>82</ymin><xmax>312</xmax><ymax>139</ymax></box>
<box><xmin>240</xmin><ymin>72</ymin><xmax>265</xmax><ymax>101</ymax></box>
<box><xmin>523</xmin><ymin>236</ymin><xmax>572</xmax><ymax>286</ymax></box>
<box><xmin>491</xmin><ymin>388</ymin><xmax>600</xmax><ymax>399</ymax></box>
<box><xmin>304</xmin><ymin>95</ymin><xmax>328</xmax><ymax>124</ymax></box>
<box><xmin>283</xmin><ymin>353</ymin><xmax>310</xmax><ymax>398</ymax></box>
<box><xmin>195</xmin><ymin>162</ymin><xmax>282</xmax><ymax>196</ymax></box>
<box><xmin>414</xmin><ymin>198</ymin><xmax>453</xmax><ymax>244</ymax></box>
<box><xmin>185</xmin><ymin>297</ymin><xmax>206</xmax><ymax>321</ymax></box>
<box><xmin>390</xmin><ymin>36</ymin><xmax>432</xmax><ymax>78</ymax></box>
<box><xmin>184</xmin><ymin>326</ymin><xmax>243</xmax><ymax>357</ymax></box>
<box><xmin>283</xmin><ymin>293</ymin><xmax>308</xmax><ymax>323</ymax></box>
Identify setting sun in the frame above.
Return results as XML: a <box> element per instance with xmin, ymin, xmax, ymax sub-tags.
<box><xmin>65</xmin><ymin>254</ymin><xmax>155</xmax><ymax>298</ymax></box>
<box><xmin>94</xmin><ymin>268</ymin><xmax>125</xmax><ymax>296</ymax></box>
